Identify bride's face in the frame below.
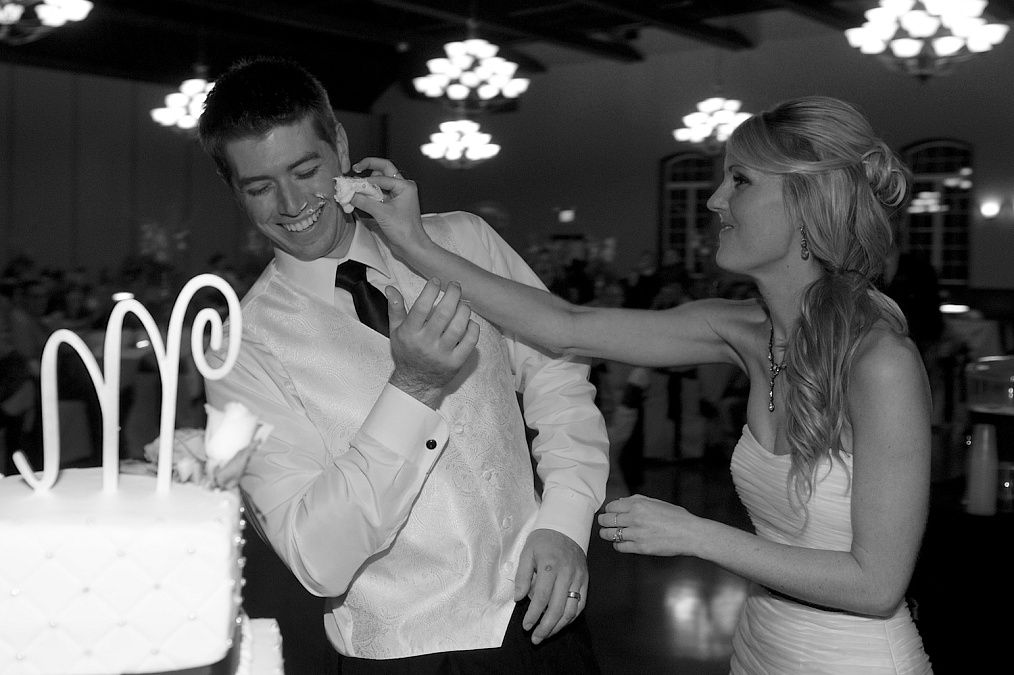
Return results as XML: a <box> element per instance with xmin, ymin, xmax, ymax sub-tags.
<box><xmin>708</xmin><ymin>158</ymin><xmax>797</xmax><ymax>277</ymax></box>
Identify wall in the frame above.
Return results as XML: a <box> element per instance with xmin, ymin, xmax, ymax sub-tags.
<box><xmin>1</xmin><ymin>11</ymin><xmax>1012</xmax><ymax>289</ymax></box>
<box><xmin>372</xmin><ymin>13</ymin><xmax>1014</xmax><ymax>289</ymax></box>
<box><xmin>0</xmin><ymin>64</ymin><xmax>382</xmax><ymax>280</ymax></box>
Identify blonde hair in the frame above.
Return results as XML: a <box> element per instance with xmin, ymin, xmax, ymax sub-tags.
<box><xmin>727</xmin><ymin>96</ymin><xmax>911</xmax><ymax>510</ymax></box>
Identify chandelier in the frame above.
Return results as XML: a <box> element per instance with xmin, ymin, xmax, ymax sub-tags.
<box><xmin>673</xmin><ymin>97</ymin><xmax>752</xmax><ymax>154</ymax></box>
<box><xmin>420</xmin><ymin>119</ymin><xmax>500</xmax><ymax>169</ymax></box>
<box><xmin>412</xmin><ymin>29</ymin><xmax>529</xmax><ymax>114</ymax></box>
<box><xmin>0</xmin><ymin>0</ymin><xmax>92</xmax><ymax>45</ymax></box>
<box><xmin>844</xmin><ymin>0</ymin><xmax>1009</xmax><ymax>81</ymax></box>
<box><xmin>150</xmin><ymin>67</ymin><xmax>214</xmax><ymax>136</ymax></box>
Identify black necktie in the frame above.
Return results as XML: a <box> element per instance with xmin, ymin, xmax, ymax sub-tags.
<box><xmin>335</xmin><ymin>259</ymin><xmax>389</xmax><ymax>338</ymax></box>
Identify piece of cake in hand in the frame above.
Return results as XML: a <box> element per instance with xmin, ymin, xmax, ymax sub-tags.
<box><xmin>333</xmin><ymin>175</ymin><xmax>384</xmax><ymax>214</ymax></box>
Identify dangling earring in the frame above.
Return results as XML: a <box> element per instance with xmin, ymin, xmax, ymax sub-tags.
<box><xmin>799</xmin><ymin>226</ymin><xmax>810</xmax><ymax>260</ymax></box>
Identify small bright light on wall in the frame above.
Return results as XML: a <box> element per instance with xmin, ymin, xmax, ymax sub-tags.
<box><xmin>150</xmin><ymin>66</ymin><xmax>214</xmax><ymax>136</ymax></box>
<box><xmin>940</xmin><ymin>303</ymin><xmax>971</xmax><ymax>314</ymax></box>
<box><xmin>420</xmin><ymin>119</ymin><xmax>500</xmax><ymax>169</ymax></box>
<box><xmin>980</xmin><ymin>200</ymin><xmax>1001</xmax><ymax>219</ymax></box>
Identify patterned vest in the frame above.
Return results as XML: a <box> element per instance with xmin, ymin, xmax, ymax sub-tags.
<box><xmin>242</xmin><ymin>222</ymin><xmax>539</xmax><ymax>658</ymax></box>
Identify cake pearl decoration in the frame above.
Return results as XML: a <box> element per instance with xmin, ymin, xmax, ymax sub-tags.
<box><xmin>12</xmin><ymin>274</ymin><xmax>242</xmax><ymax>493</ymax></box>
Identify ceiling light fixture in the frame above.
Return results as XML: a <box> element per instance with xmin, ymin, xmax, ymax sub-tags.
<box><xmin>412</xmin><ymin>21</ymin><xmax>529</xmax><ymax>114</ymax></box>
<box><xmin>150</xmin><ymin>65</ymin><xmax>214</xmax><ymax>136</ymax></box>
<box><xmin>420</xmin><ymin>119</ymin><xmax>500</xmax><ymax>169</ymax></box>
<box><xmin>0</xmin><ymin>0</ymin><xmax>92</xmax><ymax>45</ymax></box>
<box><xmin>673</xmin><ymin>97</ymin><xmax>752</xmax><ymax>155</ymax></box>
<box><xmin>845</xmin><ymin>0</ymin><xmax>1009</xmax><ymax>81</ymax></box>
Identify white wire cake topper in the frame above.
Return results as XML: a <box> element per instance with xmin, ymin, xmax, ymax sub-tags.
<box><xmin>12</xmin><ymin>273</ymin><xmax>243</xmax><ymax>494</ymax></box>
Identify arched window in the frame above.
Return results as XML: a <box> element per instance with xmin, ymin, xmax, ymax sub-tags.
<box><xmin>901</xmin><ymin>139</ymin><xmax>973</xmax><ymax>288</ymax></box>
<box><xmin>659</xmin><ymin>152</ymin><xmax>718</xmax><ymax>277</ymax></box>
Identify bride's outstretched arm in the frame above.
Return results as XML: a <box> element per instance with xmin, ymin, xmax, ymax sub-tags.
<box><xmin>350</xmin><ymin>163</ymin><xmax>738</xmax><ymax>369</ymax></box>
<box><xmin>351</xmin><ymin>172</ymin><xmax>581</xmax><ymax>349</ymax></box>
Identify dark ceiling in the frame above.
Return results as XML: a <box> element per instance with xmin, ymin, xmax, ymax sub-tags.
<box><xmin>2</xmin><ymin>0</ymin><xmax>1013</xmax><ymax>113</ymax></box>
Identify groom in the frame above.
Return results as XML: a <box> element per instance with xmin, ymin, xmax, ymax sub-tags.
<box><xmin>197</xmin><ymin>56</ymin><xmax>609</xmax><ymax>674</ymax></box>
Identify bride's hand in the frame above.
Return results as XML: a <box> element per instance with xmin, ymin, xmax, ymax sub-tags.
<box><xmin>352</xmin><ymin>157</ymin><xmax>403</xmax><ymax>179</ymax></box>
<box><xmin>350</xmin><ymin>164</ymin><xmax>434</xmax><ymax>258</ymax></box>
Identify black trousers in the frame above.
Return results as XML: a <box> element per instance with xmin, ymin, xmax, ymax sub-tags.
<box><xmin>340</xmin><ymin>598</ymin><xmax>602</xmax><ymax>675</ymax></box>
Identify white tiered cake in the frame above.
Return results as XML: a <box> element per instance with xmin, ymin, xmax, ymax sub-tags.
<box><xmin>0</xmin><ymin>275</ymin><xmax>283</xmax><ymax>675</ymax></box>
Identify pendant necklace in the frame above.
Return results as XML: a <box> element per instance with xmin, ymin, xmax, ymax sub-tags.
<box><xmin>767</xmin><ymin>321</ymin><xmax>787</xmax><ymax>412</ymax></box>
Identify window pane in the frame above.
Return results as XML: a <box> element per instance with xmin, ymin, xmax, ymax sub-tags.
<box><xmin>902</xmin><ymin>140</ymin><xmax>972</xmax><ymax>287</ymax></box>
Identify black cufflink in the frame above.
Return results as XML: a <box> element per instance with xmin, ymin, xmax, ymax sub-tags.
<box><xmin>426</xmin><ymin>439</ymin><xmax>437</xmax><ymax>450</ymax></box>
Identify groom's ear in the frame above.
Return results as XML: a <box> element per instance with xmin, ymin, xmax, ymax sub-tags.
<box><xmin>335</xmin><ymin>123</ymin><xmax>352</xmax><ymax>174</ymax></box>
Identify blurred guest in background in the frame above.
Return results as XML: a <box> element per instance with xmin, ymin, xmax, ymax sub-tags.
<box><xmin>624</xmin><ymin>250</ymin><xmax>661</xmax><ymax>309</ymax></box>
<box><xmin>0</xmin><ymin>292</ymin><xmax>38</xmax><ymax>473</ymax></box>
<box><xmin>880</xmin><ymin>235</ymin><xmax>944</xmax><ymax>358</ymax></box>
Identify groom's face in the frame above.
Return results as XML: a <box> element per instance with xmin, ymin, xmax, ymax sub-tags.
<box><xmin>225</xmin><ymin>116</ymin><xmax>355</xmax><ymax>261</ymax></box>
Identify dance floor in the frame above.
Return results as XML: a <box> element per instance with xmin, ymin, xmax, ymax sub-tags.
<box><xmin>584</xmin><ymin>456</ymin><xmax>750</xmax><ymax>675</ymax></box>
<box><xmin>238</xmin><ymin>453</ymin><xmax>1007</xmax><ymax>674</ymax></box>
<box><xmin>586</xmin><ymin>456</ymin><xmax>1009</xmax><ymax>675</ymax></box>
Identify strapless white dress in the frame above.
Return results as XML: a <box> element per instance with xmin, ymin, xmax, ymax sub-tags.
<box><xmin>728</xmin><ymin>425</ymin><xmax>933</xmax><ymax>674</ymax></box>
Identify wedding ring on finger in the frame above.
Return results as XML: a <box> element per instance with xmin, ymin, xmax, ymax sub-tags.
<box><xmin>567</xmin><ymin>591</ymin><xmax>581</xmax><ymax>601</ymax></box>
<box><xmin>612</xmin><ymin>513</ymin><xmax>619</xmax><ymax>528</ymax></box>
<box><xmin>613</xmin><ymin>526</ymin><xmax>625</xmax><ymax>543</ymax></box>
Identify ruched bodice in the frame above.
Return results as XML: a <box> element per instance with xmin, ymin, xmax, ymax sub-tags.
<box><xmin>728</xmin><ymin>425</ymin><xmax>932</xmax><ymax>674</ymax></box>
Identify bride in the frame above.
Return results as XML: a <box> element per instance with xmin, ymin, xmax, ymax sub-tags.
<box><xmin>353</xmin><ymin>96</ymin><xmax>934</xmax><ymax>674</ymax></box>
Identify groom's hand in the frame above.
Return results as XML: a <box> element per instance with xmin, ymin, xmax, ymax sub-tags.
<box><xmin>387</xmin><ymin>279</ymin><xmax>479</xmax><ymax>409</ymax></box>
<box><xmin>514</xmin><ymin>528</ymin><xmax>588</xmax><ymax>644</ymax></box>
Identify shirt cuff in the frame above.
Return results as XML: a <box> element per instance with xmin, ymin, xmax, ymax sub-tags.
<box><xmin>533</xmin><ymin>487</ymin><xmax>599</xmax><ymax>553</ymax></box>
<box><xmin>356</xmin><ymin>383</ymin><xmax>450</xmax><ymax>463</ymax></box>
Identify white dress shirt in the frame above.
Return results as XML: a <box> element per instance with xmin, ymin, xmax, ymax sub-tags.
<box><xmin>205</xmin><ymin>211</ymin><xmax>608</xmax><ymax>658</ymax></box>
